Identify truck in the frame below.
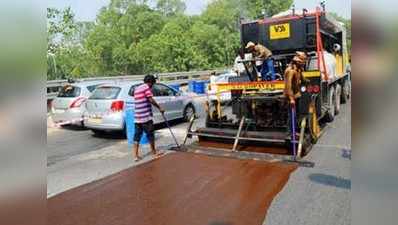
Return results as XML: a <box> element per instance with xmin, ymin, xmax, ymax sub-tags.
<box><xmin>185</xmin><ymin>6</ymin><xmax>351</xmax><ymax>158</ymax></box>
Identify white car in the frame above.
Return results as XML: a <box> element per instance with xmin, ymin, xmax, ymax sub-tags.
<box><xmin>208</xmin><ymin>71</ymin><xmax>238</xmax><ymax>103</ymax></box>
<box><xmin>51</xmin><ymin>81</ymin><xmax>104</xmax><ymax>126</ymax></box>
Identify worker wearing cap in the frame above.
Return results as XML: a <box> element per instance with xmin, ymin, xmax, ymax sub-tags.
<box><xmin>284</xmin><ymin>51</ymin><xmax>307</xmax><ymax>136</ymax></box>
<box><xmin>133</xmin><ymin>74</ymin><xmax>165</xmax><ymax>162</ymax></box>
<box><xmin>245</xmin><ymin>41</ymin><xmax>275</xmax><ymax>81</ymax></box>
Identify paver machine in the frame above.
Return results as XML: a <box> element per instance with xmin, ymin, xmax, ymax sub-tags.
<box><xmin>183</xmin><ymin>6</ymin><xmax>351</xmax><ymax>159</ymax></box>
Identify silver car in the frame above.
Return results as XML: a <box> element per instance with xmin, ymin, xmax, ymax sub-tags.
<box><xmin>51</xmin><ymin>81</ymin><xmax>105</xmax><ymax>126</ymax></box>
<box><xmin>84</xmin><ymin>81</ymin><xmax>196</xmax><ymax>133</ymax></box>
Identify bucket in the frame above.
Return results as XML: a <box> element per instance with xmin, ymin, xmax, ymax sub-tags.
<box><xmin>194</xmin><ymin>81</ymin><xmax>206</xmax><ymax>94</ymax></box>
<box><xmin>188</xmin><ymin>81</ymin><xmax>196</xmax><ymax>92</ymax></box>
<box><xmin>125</xmin><ymin>104</ymin><xmax>149</xmax><ymax>146</ymax></box>
<box><xmin>169</xmin><ymin>84</ymin><xmax>180</xmax><ymax>91</ymax></box>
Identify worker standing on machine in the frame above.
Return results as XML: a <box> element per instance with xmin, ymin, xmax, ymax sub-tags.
<box><xmin>245</xmin><ymin>41</ymin><xmax>276</xmax><ymax>81</ymax></box>
<box><xmin>284</xmin><ymin>51</ymin><xmax>307</xmax><ymax>137</ymax></box>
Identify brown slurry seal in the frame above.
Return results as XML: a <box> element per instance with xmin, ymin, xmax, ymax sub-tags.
<box><xmin>48</xmin><ymin>152</ymin><xmax>297</xmax><ymax>225</ymax></box>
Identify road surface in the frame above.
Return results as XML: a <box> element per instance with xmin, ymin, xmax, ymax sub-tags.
<box><xmin>47</xmin><ymin>100</ymin><xmax>351</xmax><ymax>225</ymax></box>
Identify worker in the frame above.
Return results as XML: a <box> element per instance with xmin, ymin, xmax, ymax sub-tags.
<box><xmin>284</xmin><ymin>51</ymin><xmax>307</xmax><ymax>136</ymax></box>
<box><xmin>245</xmin><ymin>41</ymin><xmax>275</xmax><ymax>81</ymax></box>
<box><xmin>133</xmin><ymin>74</ymin><xmax>165</xmax><ymax>162</ymax></box>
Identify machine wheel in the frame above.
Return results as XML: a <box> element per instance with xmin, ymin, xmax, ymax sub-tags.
<box><xmin>341</xmin><ymin>78</ymin><xmax>351</xmax><ymax>103</ymax></box>
<box><xmin>183</xmin><ymin>104</ymin><xmax>196</xmax><ymax>122</ymax></box>
<box><xmin>325</xmin><ymin>86</ymin><xmax>335</xmax><ymax>122</ymax></box>
<box><xmin>334</xmin><ymin>84</ymin><xmax>341</xmax><ymax>115</ymax></box>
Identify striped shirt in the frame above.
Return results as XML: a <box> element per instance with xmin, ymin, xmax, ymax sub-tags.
<box><xmin>134</xmin><ymin>83</ymin><xmax>153</xmax><ymax>123</ymax></box>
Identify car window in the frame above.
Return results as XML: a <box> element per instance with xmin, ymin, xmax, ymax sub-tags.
<box><xmin>86</xmin><ymin>84</ymin><xmax>101</xmax><ymax>93</ymax></box>
<box><xmin>128</xmin><ymin>84</ymin><xmax>142</xmax><ymax>96</ymax></box>
<box><xmin>152</xmin><ymin>84</ymin><xmax>175</xmax><ymax>96</ymax></box>
<box><xmin>57</xmin><ymin>85</ymin><xmax>81</xmax><ymax>97</ymax></box>
<box><xmin>89</xmin><ymin>86</ymin><xmax>121</xmax><ymax>99</ymax></box>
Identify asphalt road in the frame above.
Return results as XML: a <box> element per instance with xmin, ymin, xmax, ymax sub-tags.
<box><xmin>46</xmin><ymin>96</ymin><xmax>207</xmax><ymax>166</ymax></box>
<box><xmin>47</xmin><ymin>126</ymin><xmax>125</xmax><ymax>166</ymax></box>
<box><xmin>47</xmin><ymin>99</ymin><xmax>350</xmax><ymax>225</ymax></box>
<box><xmin>265</xmin><ymin>101</ymin><xmax>351</xmax><ymax>225</ymax></box>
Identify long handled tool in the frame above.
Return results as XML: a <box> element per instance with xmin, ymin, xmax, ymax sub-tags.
<box><xmin>291</xmin><ymin>105</ymin><xmax>297</xmax><ymax>159</ymax></box>
<box><xmin>161</xmin><ymin>112</ymin><xmax>183</xmax><ymax>151</ymax></box>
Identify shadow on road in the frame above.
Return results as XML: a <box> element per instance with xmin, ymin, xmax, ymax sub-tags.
<box><xmin>60</xmin><ymin>124</ymin><xmax>88</xmax><ymax>131</ymax></box>
<box><xmin>89</xmin><ymin>119</ymin><xmax>187</xmax><ymax>140</ymax></box>
<box><xmin>91</xmin><ymin>130</ymin><xmax>126</xmax><ymax>139</ymax></box>
<box><xmin>309</xmin><ymin>173</ymin><xmax>351</xmax><ymax>189</ymax></box>
<box><xmin>209</xmin><ymin>222</ymin><xmax>233</xmax><ymax>225</ymax></box>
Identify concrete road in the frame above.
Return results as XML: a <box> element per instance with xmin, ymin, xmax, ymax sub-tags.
<box><xmin>265</xmin><ymin>101</ymin><xmax>351</xmax><ymax>225</ymax></box>
<box><xmin>47</xmin><ymin>99</ymin><xmax>350</xmax><ymax>225</ymax></box>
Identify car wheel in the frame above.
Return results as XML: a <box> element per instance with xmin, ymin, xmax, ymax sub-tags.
<box><xmin>183</xmin><ymin>104</ymin><xmax>196</xmax><ymax>122</ymax></box>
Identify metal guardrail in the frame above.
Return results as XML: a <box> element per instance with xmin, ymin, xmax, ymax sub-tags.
<box><xmin>46</xmin><ymin>69</ymin><xmax>226</xmax><ymax>100</ymax></box>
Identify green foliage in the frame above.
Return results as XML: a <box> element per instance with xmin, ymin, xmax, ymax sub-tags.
<box><xmin>156</xmin><ymin>0</ymin><xmax>186</xmax><ymax>16</ymax></box>
<box><xmin>47</xmin><ymin>0</ymin><xmax>293</xmax><ymax>80</ymax></box>
<box><xmin>47</xmin><ymin>7</ymin><xmax>77</xmax><ymax>52</ymax></box>
<box><xmin>245</xmin><ymin>0</ymin><xmax>293</xmax><ymax>18</ymax></box>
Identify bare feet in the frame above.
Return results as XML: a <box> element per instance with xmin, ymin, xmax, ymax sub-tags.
<box><xmin>152</xmin><ymin>150</ymin><xmax>164</xmax><ymax>158</ymax></box>
<box><xmin>134</xmin><ymin>156</ymin><xmax>142</xmax><ymax>162</ymax></box>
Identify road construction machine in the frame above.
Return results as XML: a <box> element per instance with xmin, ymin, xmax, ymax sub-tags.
<box><xmin>184</xmin><ymin>6</ymin><xmax>351</xmax><ymax>159</ymax></box>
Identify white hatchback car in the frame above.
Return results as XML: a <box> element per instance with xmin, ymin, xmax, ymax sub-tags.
<box><xmin>51</xmin><ymin>81</ymin><xmax>104</xmax><ymax>126</ymax></box>
<box><xmin>84</xmin><ymin>81</ymin><xmax>196</xmax><ymax>134</ymax></box>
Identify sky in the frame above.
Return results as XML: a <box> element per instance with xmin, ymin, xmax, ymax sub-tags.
<box><xmin>48</xmin><ymin>0</ymin><xmax>351</xmax><ymax>22</ymax></box>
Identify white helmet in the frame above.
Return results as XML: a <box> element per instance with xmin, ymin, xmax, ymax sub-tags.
<box><xmin>333</xmin><ymin>43</ymin><xmax>341</xmax><ymax>52</ymax></box>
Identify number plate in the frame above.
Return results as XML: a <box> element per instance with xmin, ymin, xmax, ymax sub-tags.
<box><xmin>54</xmin><ymin>109</ymin><xmax>65</xmax><ymax>113</ymax></box>
<box><xmin>270</xmin><ymin>23</ymin><xmax>290</xmax><ymax>40</ymax></box>
<box><xmin>88</xmin><ymin>117</ymin><xmax>102</xmax><ymax>124</ymax></box>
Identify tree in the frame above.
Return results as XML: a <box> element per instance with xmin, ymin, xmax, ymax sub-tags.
<box><xmin>156</xmin><ymin>0</ymin><xmax>186</xmax><ymax>16</ymax></box>
<box><xmin>201</xmin><ymin>0</ymin><xmax>242</xmax><ymax>32</ymax></box>
<box><xmin>85</xmin><ymin>3</ymin><xmax>166</xmax><ymax>75</ymax></box>
<box><xmin>244</xmin><ymin>0</ymin><xmax>293</xmax><ymax>18</ymax></box>
<box><xmin>46</xmin><ymin>0</ymin><xmax>294</xmax><ymax>80</ymax></box>
<box><xmin>47</xmin><ymin>7</ymin><xmax>77</xmax><ymax>52</ymax></box>
<box><xmin>47</xmin><ymin>7</ymin><xmax>78</xmax><ymax>79</ymax></box>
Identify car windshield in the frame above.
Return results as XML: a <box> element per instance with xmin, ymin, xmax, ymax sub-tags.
<box><xmin>58</xmin><ymin>85</ymin><xmax>81</xmax><ymax>97</ymax></box>
<box><xmin>89</xmin><ymin>86</ymin><xmax>121</xmax><ymax>99</ymax></box>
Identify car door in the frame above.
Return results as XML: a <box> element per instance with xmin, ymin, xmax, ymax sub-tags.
<box><xmin>152</xmin><ymin>84</ymin><xmax>180</xmax><ymax>121</ymax></box>
<box><xmin>163</xmin><ymin>84</ymin><xmax>184</xmax><ymax>119</ymax></box>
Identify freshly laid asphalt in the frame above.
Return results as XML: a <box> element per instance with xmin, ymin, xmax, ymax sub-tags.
<box><xmin>47</xmin><ymin>98</ymin><xmax>350</xmax><ymax>225</ymax></box>
<box><xmin>48</xmin><ymin>152</ymin><xmax>297</xmax><ymax>225</ymax></box>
